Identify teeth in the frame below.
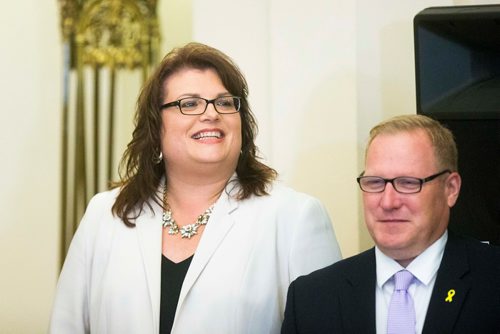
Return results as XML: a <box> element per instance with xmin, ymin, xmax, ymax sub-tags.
<box><xmin>193</xmin><ymin>131</ymin><xmax>222</xmax><ymax>139</ymax></box>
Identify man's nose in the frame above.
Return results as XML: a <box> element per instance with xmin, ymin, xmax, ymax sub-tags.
<box><xmin>379</xmin><ymin>182</ymin><xmax>403</xmax><ymax>209</ymax></box>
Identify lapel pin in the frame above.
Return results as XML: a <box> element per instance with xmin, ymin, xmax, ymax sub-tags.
<box><xmin>445</xmin><ymin>289</ymin><xmax>455</xmax><ymax>302</ymax></box>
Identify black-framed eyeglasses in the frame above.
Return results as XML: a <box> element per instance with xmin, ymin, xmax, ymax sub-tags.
<box><xmin>356</xmin><ymin>169</ymin><xmax>451</xmax><ymax>194</ymax></box>
<box><xmin>160</xmin><ymin>96</ymin><xmax>241</xmax><ymax>115</ymax></box>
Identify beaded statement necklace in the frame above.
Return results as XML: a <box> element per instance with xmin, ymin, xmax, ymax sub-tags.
<box><xmin>162</xmin><ymin>188</ymin><xmax>215</xmax><ymax>239</ymax></box>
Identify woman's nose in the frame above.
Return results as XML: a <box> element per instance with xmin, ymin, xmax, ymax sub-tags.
<box><xmin>200</xmin><ymin>102</ymin><xmax>220</xmax><ymax>120</ymax></box>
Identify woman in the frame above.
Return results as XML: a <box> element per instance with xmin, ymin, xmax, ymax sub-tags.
<box><xmin>50</xmin><ymin>42</ymin><xmax>341</xmax><ymax>334</ymax></box>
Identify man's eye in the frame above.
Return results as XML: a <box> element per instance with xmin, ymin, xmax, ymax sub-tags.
<box><xmin>398</xmin><ymin>178</ymin><xmax>420</xmax><ymax>187</ymax></box>
<box><xmin>365</xmin><ymin>178</ymin><xmax>384</xmax><ymax>186</ymax></box>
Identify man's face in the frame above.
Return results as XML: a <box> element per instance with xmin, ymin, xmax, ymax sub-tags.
<box><xmin>362</xmin><ymin>129</ymin><xmax>461</xmax><ymax>266</ymax></box>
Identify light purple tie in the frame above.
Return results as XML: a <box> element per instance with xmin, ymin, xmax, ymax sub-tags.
<box><xmin>387</xmin><ymin>270</ymin><xmax>416</xmax><ymax>334</ymax></box>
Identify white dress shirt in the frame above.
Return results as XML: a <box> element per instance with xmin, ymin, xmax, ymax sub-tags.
<box><xmin>375</xmin><ymin>231</ymin><xmax>448</xmax><ymax>334</ymax></box>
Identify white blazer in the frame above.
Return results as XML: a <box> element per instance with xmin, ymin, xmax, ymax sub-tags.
<box><xmin>50</xmin><ymin>181</ymin><xmax>342</xmax><ymax>334</ymax></box>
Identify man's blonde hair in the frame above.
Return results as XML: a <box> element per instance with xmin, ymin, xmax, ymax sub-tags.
<box><xmin>366</xmin><ymin>114</ymin><xmax>458</xmax><ymax>171</ymax></box>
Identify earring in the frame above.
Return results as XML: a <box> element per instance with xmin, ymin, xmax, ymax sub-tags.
<box><xmin>153</xmin><ymin>151</ymin><xmax>163</xmax><ymax>164</ymax></box>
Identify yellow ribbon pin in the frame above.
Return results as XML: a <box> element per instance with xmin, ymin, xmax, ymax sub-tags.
<box><xmin>445</xmin><ymin>289</ymin><xmax>455</xmax><ymax>302</ymax></box>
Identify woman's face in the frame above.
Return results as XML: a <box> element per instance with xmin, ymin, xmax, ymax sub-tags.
<box><xmin>160</xmin><ymin>67</ymin><xmax>242</xmax><ymax>176</ymax></box>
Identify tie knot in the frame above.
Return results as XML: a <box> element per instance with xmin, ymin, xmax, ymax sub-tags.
<box><xmin>393</xmin><ymin>270</ymin><xmax>414</xmax><ymax>291</ymax></box>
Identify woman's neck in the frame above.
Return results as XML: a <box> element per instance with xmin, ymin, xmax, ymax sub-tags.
<box><xmin>164</xmin><ymin>170</ymin><xmax>232</xmax><ymax>210</ymax></box>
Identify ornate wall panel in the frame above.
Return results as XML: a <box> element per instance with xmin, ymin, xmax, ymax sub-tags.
<box><xmin>58</xmin><ymin>0</ymin><xmax>160</xmax><ymax>263</ymax></box>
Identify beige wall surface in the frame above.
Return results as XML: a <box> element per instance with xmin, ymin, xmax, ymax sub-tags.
<box><xmin>0</xmin><ymin>1</ymin><xmax>61</xmax><ymax>333</ymax></box>
<box><xmin>0</xmin><ymin>0</ymin><xmax>496</xmax><ymax>332</ymax></box>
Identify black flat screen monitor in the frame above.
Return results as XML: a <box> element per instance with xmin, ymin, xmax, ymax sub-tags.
<box><xmin>414</xmin><ymin>5</ymin><xmax>500</xmax><ymax>245</ymax></box>
<box><xmin>414</xmin><ymin>5</ymin><xmax>500</xmax><ymax>120</ymax></box>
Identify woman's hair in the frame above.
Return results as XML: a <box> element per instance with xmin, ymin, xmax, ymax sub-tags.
<box><xmin>366</xmin><ymin>114</ymin><xmax>458</xmax><ymax>171</ymax></box>
<box><xmin>112</xmin><ymin>42</ymin><xmax>277</xmax><ymax>227</ymax></box>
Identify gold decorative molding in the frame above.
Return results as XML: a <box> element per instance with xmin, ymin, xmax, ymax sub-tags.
<box><xmin>59</xmin><ymin>0</ymin><xmax>159</xmax><ymax>69</ymax></box>
<box><xmin>58</xmin><ymin>0</ymin><xmax>160</xmax><ymax>265</ymax></box>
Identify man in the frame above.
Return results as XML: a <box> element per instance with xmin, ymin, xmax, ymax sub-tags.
<box><xmin>281</xmin><ymin>115</ymin><xmax>500</xmax><ymax>334</ymax></box>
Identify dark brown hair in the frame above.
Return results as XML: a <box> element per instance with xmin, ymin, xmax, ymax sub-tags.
<box><xmin>112</xmin><ymin>42</ymin><xmax>277</xmax><ymax>227</ymax></box>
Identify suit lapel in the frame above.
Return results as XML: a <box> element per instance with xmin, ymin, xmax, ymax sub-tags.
<box><xmin>175</xmin><ymin>188</ymin><xmax>238</xmax><ymax>310</ymax></box>
<box><xmin>423</xmin><ymin>234</ymin><xmax>471</xmax><ymax>333</ymax></box>
<box><xmin>341</xmin><ymin>249</ymin><xmax>377</xmax><ymax>333</ymax></box>
<box><xmin>135</xmin><ymin>194</ymin><xmax>164</xmax><ymax>332</ymax></box>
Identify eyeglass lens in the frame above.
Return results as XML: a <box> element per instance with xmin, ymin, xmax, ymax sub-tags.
<box><xmin>359</xmin><ymin>177</ymin><xmax>422</xmax><ymax>193</ymax></box>
<box><xmin>179</xmin><ymin>96</ymin><xmax>240</xmax><ymax>114</ymax></box>
<box><xmin>357</xmin><ymin>170</ymin><xmax>451</xmax><ymax>193</ymax></box>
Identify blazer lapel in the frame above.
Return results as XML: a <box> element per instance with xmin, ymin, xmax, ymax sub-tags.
<box><xmin>135</xmin><ymin>193</ymin><xmax>164</xmax><ymax>332</ymax></box>
<box><xmin>176</xmin><ymin>188</ymin><xmax>238</xmax><ymax>310</ymax></box>
<box><xmin>341</xmin><ymin>249</ymin><xmax>377</xmax><ymax>333</ymax></box>
<box><xmin>423</xmin><ymin>234</ymin><xmax>471</xmax><ymax>333</ymax></box>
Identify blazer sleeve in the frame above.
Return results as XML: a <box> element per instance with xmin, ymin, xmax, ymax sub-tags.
<box><xmin>287</xmin><ymin>195</ymin><xmax>342</xmax><ymax>281</ymax></box>
<box><xmin>49</xmin><ymin>193</ymin><xmax>107</xmax><ymax>334</ymax></box>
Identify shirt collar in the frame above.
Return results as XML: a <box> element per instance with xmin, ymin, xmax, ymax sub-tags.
<box><xmin>376</xmin><ymin>230</ymin><xmax>448</xmax><ymax>288</ymax></box>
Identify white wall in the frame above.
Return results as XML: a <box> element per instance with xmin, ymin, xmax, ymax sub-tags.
<box><xmin>354</xmin><ymin>0</ymin><xmax>498</xmax><ymax>247</ymax></box>
<box><xmin>0</xmin><ymin>1</ymin><xmax>61</xmax><ymax>333</ymax></box>
<box><xmin>192</xmin><ymin>0</ymin><xmax>361</xmax><ymax>258</ymax></box>
<box><xmin>0</xmin><ymin>1</ymin><xmax>192</xmax><ymax>333</ymax></box>
<box><xmin>192</xmin><ymin>0</ymin><xmax>498</xmax><ymax>256</ymax></box>
<box><xmin>1</xmin><ymin>0</ymin><xmax>497</xmax><ymax>332</ymax></box>
<box><xmin>356</xmin><ymin>0</ymin><xmax>456</xmax><ymax>247</ymax></box>
<box><xmin>269</xmin><ymin>0</ymin><xmax>359</xmax><ymax>257</ymax></box>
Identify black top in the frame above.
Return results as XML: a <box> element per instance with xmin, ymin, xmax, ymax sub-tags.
<box><xmin>159</xmin><ymin>254</ymin><xmax>193</xmax><ymax>334</ymax></box>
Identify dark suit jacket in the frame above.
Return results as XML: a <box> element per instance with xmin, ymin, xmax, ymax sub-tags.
<box><xmin>281</xmin><ymin>232</ymin><xmax>500</xmax><ymax>333</ymax></box>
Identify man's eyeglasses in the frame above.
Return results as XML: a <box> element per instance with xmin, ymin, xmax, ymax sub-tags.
<box><xmin>356</xmin><ymin>170</ymin><xmax>451</xmax><ymax>194</ymax></box>
<box><xmin>160</xmin><ymin>96</ymin><xmax>241</xmax><ymax>115</ymax></box>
